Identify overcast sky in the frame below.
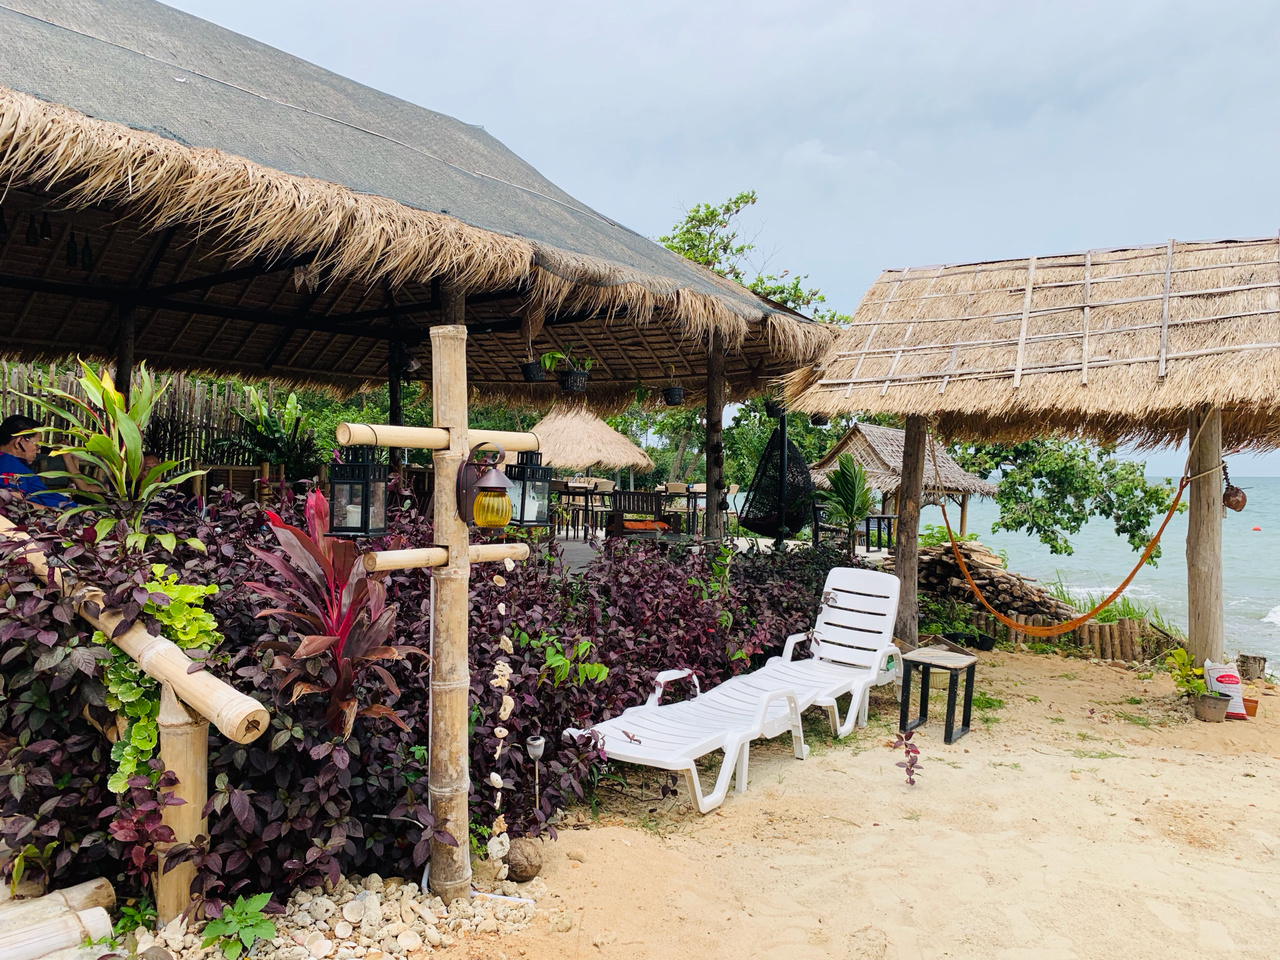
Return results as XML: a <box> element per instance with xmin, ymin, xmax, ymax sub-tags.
<box><xmin>167</xmin><ymin>0</ymin><xmax>1280</xmax><ymax>474</ymax></box>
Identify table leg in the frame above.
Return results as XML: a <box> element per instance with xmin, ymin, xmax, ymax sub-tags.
<box><xmin>917</xmin><ymin>664</ymin><xmax>930</xmax><ymax>729</ymax></box>
<box><xmin>960</xmin><ymin>663</ymin><xmax>975</xmax><ymax>739</ymax></box>
<box><xmin>944</xmin><ymin>669</ymin><xmax>959</xmax><ymax>744</ymax></box>
<box><xmin>898</xmin><ymin>662</ymin><xmax>913</xmax><ymax>733</ymax></box>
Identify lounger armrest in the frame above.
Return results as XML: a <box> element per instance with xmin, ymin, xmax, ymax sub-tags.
<box><xmin>778</xmin><ymin>632</ymin><xmax>811</xmax><ymax>663</ymax></box>
<box><xmin>876</xmin><ymin>645</ymin><xmax>901</xmax><ymax>678</ymax></box>
<box><xmin>752</xmin><ymin>688</ymin><xmax>801</xmax><ymax>730</ymax></box>
<box><xmin>645</xmin><ymin>668</ymin><xmax>700</xmax><ymax>707</ymax></box>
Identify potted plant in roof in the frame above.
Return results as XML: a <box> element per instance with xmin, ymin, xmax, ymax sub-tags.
<box><xmin>520</xmin><ymin>339</ymin><xmax>545</xmax><ymax>382</ymax></box>
<box><xmin>540</xmin><ymin>344</ymin><xmax>596</xmax><ymax>394</ymax></box>
<box><xmin>661</xmin><ymin>365</ymin><xmax>684</xmax><ymax>407</ymax></box>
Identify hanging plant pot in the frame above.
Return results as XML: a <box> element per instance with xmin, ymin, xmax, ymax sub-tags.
<box><xmin>662</xmin><ymin>385</ymin><xmax>685</xmax><ymax>406</ymax></box>
<box><xmin>559</xmin><ymin>369</ymin><xmax>589</xmax><ymax>393</ymax></box>
<box><xmin>520</xmin><ymin>361</ymin><xmax>546</xmax><ymax>383</ymax></box>
<box><xmin>809</xmin><ymin>413</ymin><xmax>829</xmax><ymax>427</ymax></box>
<box><xmin>764</xmin><ymin>399</ymin><xmax>785</xmax><ymax>418</ymax></box>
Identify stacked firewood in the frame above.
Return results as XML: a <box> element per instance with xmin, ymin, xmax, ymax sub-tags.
<box><xmin>886</xmin><ymin>542</ymin><xmax>1077</xmax><ymax>621</ymax></box>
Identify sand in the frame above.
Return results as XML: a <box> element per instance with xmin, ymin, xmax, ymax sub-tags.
<box><xmin>478</xmin><ymin>650</ymin><xmax>1280</xmax><ymax>960</ymax></box>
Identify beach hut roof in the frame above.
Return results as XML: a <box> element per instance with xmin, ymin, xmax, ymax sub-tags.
<box><xmin>811</xmin><ymin>422</ymin><xmax>997</xmax><ymax>496</ymax></box>
<box><xmin>0</xmin><ymin>0</ymin><xmax>828</xmax><ymax>398</ymax></box>
<box><xmin>785</xmin><ymin>238</ymin><xmax>1280</xmax><ymax>448</ymax></box>
<box><xmin>530</xmin><ymin>405</ymin><xmax>654</xmax><ymax>472</ymax></box>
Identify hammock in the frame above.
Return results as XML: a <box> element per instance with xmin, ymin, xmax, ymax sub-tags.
<box><xmin>737</xmin><ymin>427</ymin><xmax>815</xmax><ymax>538</ymax></box>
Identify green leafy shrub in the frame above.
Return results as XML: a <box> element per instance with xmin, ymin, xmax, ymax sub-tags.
<box><xmin>1164</xmin><ymin>648</ymin><xmax>1206</xmax><ymax>697</ymax></box>
<box><xmin>201</xmin><ymin>893</ymin><xmax>276</xmax><ymax>960</ymax></box>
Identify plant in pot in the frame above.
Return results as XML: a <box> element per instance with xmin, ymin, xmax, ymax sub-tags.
<box><xmin>519</xmin><ymin>342</ymin><xmax>545</xmax><ymax>383</ymax></box>
<box><xmin>1165</xmin><ymin>647</ymin><xmax>1228</xmax><ymax>721</ymax></box>
<box><xmin>661</xmin><ymin>365</ymin><xmax>684</xmax><ymax>406</ymax></box>
<box><xmin>540</xmin><ymin>344</ymin><xmax>596</xmax><ymax>393</ymax></box>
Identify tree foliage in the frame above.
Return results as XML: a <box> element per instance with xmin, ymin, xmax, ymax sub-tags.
<box><xmin>950</xmin><ymin>440</ymin><xmax>1179</xmax><ymax>561</ymax></box>
<box><xmin>814</xmin><ymin>455</ymin><xmax>875</xmax><ymax>562</ymax></box>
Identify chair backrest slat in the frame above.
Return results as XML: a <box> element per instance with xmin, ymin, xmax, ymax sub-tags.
<box><xmin>811</xmin><ymin>568</ymin><xmax>900</xmax><ymax>667</ymax></box>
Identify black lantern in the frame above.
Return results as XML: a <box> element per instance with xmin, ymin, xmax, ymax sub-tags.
<box><xmin>506</xmin><ymin>450</ymin><xmax>552</xmax><ymax>527</ymax></box>
<box><xmin>328</xmin><ymin>445</ymin><xmax>388</xmax><ymax>536</ymax></box>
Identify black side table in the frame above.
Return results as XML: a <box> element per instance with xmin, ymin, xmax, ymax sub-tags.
<box><xmin>899</xmin><ymin>646</ymin><xmax>978</xmax><ymax>744</ymax></box>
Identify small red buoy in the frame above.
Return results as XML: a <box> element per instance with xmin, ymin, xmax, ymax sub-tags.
<box><xmin>1253</xmin><ymin>526</ymin><xmax>1262</xmax><ymax>531</ymax></box>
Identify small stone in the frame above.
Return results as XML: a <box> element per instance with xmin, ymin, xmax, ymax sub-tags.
<box><xmin>384</xmin><ymin>921</ymin><xmax>408</xmax><ymax>938</ymax></box>
<box><xmin>422</xmin><ymin>927</ymin><xmax>442</xmax><ymax>947</ymax></box>
<box><xmin>592</xmin><ymin>929</ymin><xmax>617</xmax><ymax>947</ymax></box>
<box><xmin>380</xmin><ymin>936</ymin><xmax>399</xmax><ymax>954</ymax></box>
<box><xmin>506</xmin><ymin>838</ymin><xmax>542</xmax><ymax>882</ymax></box>
<box><xmin>343</xmin><ymin>900</ymin><xmax>367</xmax><ymax>923</ymax></box>
<box><xmin>334</xmin><ymin>921</ymin><xmax>354</xmax><ymax>939</ymax></box>
<box><xmin>363</xmin><ymin>873</ymin><xmax>384</xmax><ymax>892</ymax></box>
<box><xmin>400</xmin><ymin>899</ymin><xmax>419</xmax><ymax>924</ymax></box>
<box><xmin>365</xmin><ymin>952</ymin><xmax>384</xmax><ymax>960</ymax></box>
<box><xmin>311</xmin><ymin>898</ymin><xmax>337</xmax><ymax>921</ymax></box>
<box><xmin>316</xmin><ymin>920</ymin><xmax>332</xmax><ymax>932</ymax></box>
<box><xmin>486</xmin><ymin>833</ymin><xmax>511</xmax><ymax>861</ymax></box>
<box><xmin>298</xmin><ymin>914</ymin><xmax>316</xmax><ymax>928</ymax></box>
<box><xmin>308</xmin><ymin>935</ymin><xmax>335</xmax><ymax>958</ymax></box>
<box><xmin>397</xmin><ymin>930</ymin><xmax>423</xmax><ymax>952</ymax></box>
<box><xmin>551</xmin><ymin>913</ymin><xmax>574</xmax><ymax>934</ymax></box>
<box><xmin>476</xmin><ymin>917</ymin><xmax>498</xmax><ymax>935</ymax></box>
<box><xmin>337</xmin><ymin>950</ymin><xmax>355</xmax><ymax>960</ymax></box>
<box><xmin>565</xmin><ymin>848</ymin><xmax>587</xmax><ymax>863</ymax></box>
<box><xmin>296</xmin><ymin>891</ymin><xmax>315</xmax><ymax>905</ymax></box>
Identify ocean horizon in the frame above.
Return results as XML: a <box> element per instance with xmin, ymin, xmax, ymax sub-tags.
<box><xmin>919</xmin><ymin>475</ymin><xmax>1280</xmax><ymax>664</ymax></box>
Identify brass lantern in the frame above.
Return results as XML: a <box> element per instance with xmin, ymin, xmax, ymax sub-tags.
<box><xmin>458</xmin><ymin>443</ymin><xmax>514</xmax><ymax>529</ymax></box>
<box><xmin>328</xmin><ymin>445</ymin><xmax>388</xmax><ymax>536</ymax></box>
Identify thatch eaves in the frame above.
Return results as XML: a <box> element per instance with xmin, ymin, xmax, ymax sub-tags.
<box><xmin>530</xmin><ymin>405</ymin><xmax>654</xmax><ymax>473</ymax></box>
<box><xmin>785</xmin><ymin>238</ymin><xmax>1280</xmax><ymax>448</ymax></box>
<box><xmin>811</xmin><ymin>422</ymin><xmax>996</xmax><ymax>497</ymax></box>
<box><xmin>0</xmin><ymin>1</ymin><xmax>830</xmax><ymax>398</ymax></box>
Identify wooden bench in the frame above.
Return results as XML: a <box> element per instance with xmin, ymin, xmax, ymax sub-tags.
<box><xmin>604</xmin><ymin>490</ymin><xmax>684</xmax><ymax>538</ymax></box>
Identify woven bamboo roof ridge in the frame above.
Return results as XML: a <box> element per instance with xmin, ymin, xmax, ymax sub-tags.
<box><xmin>785</xmin><ymin>237</ymin><xmax>1280</xmax><ymax>448</ymax></box>
<box><xmin>530</xmin><ymin>404</ymin><xmax>655</xmax><ymax>472</ymax></box>
<box><xmin>811</xmin><ymin>422</ymin><xmax>997</xmax><ymax>497</ymax></box>
<box><xmin>0</xmin><ymin>0</ymin><xmax>829</xmax><ymax>398</ymax></box>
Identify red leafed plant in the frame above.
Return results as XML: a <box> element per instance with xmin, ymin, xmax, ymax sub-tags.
<box><xmin>891</xmin><ymin>729</ymin><xmax>923</xmax><ymax>786</ymax></box>
<box><xmin>249</xmin><ymin>491</ymin><xmax>415</xmax><ymax>738</ymax></box>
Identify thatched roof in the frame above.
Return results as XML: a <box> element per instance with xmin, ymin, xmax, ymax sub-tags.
<box><xmin>811</xmin><ymin>422</ymin><xmax>997</xmax><ymax>497</ymax></box>
<box><xmin>786</xmin><ymin>238</ymin><xmax>1280</xmax><ymax>448</ymax></box>
<box><xmin>0</xmin><ymin>1</ymin><xmax>829</xmax><ymax>399</ymax></box>
<box><xmin>530</xmin><ymin>405</ymin><xmax>654</xmax><ymax>472</ymax></box>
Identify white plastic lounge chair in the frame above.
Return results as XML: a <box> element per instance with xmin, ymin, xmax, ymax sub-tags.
<box><xmin>731</xmin><ymin>567</ymin><xmax>902</xmax><ymax>739</ymax></box>
<box><xmin>568</xmin><ymin>669</ymin><xmax>809</xmax><ymax>813</ymax></box>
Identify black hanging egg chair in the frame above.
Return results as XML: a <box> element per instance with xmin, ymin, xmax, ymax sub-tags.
<box><xmin>737</xmin><ymin>426</ymin><xmax>816</xmax><ymax>538</ymax></box>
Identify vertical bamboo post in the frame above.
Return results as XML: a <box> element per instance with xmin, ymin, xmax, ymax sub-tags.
<box><xmin>1088</xmin><ymin>622</ymin><xmax>1101</xmax><ymax>658</ymax></box>
<box><xmin>1101</xmin><ymin>623</ymin><xmax>1114</xmax><ymax>661</ymax></box>
<box><xmin>958</xmin><ymin>494</ymin><xmax>970</xmax><ymax>538</ymax></box>
<box><xmin>155</xmin><ymin>684</ymin><xmax>208</xmax><ymax>925</ymax></box>
<box><xmin>895</xmin><ymin>415</ymin><xmax>927</xmax><ymax>645</ymax></box>
<box><xmin>1186</xmin><ymin>406</ymin><xmax>1224</xmax><ymax>666</ymax></box>
<box><xmin>1119</xmin><ymin>620</ymin><xmax>1135</xmax><ymax>662</ymax></box>
<box><xmin>428</xmin><ymin>289</ymin><xmax>472</xmax><ymax>904</ymax></box>
<box><xmin>704</xmin><ymin>330</ymin><xmax>726</xmax><ymax>540</ymax></box>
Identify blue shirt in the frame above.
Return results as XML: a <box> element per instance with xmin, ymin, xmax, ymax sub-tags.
<box><xmin>0</xmin><ymin>451</ymin><xmax>73</xmax><ymax>509</ymax></box>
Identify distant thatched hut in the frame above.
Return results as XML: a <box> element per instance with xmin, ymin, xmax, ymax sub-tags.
<box><xmin>787</xmin><ymin>238</ymin><xmax>1280</xmax><ymax>659</ymax></box>
<box><xmin>810</xmin><ymin>422</ymin><xmax>995</xmax><ymax>534</ymax></box>
<box><xmin>531</xmin><ymin>406</ymin><xmax>654</xmax><ymax>473</ymax></box>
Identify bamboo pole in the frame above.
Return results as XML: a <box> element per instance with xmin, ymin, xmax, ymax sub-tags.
<box><xmin>1186</xmin><ymin>406</ymin><xmax>1224</xmax><ymax>666</ymax></box>
<box><xmin>0</xmin><ymin>880</ymin><xmax>114</xmax><ymax>918</ymax></box>
<box><xmin>894</xmin><ymin>415</ymin><xmax>926</xmax><ymax>644</ymax></box>
<box><xmin>704</xmin><ymin>330</ymin><xmax>726</xmax><ymax>540</ymax></box>
<box><xmin>428</xmin><ymin>298</ymin><xmax>473</xmax><ymax>904</ymax></box>
<box><xmin>363</xmin><ymin>542</ymin><xmax>530</xmax><ymax>573</ymax></box>
<box><xmin>0</xmin><ymin>517</ymin><xmax>267</xmax><ymax>744</ymax></box>
<box><xmin>155</xmin><ymin>684</ymin><xmax>208</xmax><ymax>925</ymax></box>
<box><xmin>0</xmin><ymin>906</ymin><xmax>111</xmax><ymax>960</ymax></box>
<box><xmin>336</xmin><ymin>423</ymin><xmax>540</xmax><ymax>453</ymax></box>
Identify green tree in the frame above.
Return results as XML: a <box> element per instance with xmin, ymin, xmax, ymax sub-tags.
<box><xmin>951</xmin><ymin>440</ymin><xmax>1179</xmax><ymax>561</ymax></box>
<box><xmin>658</xmin><ymin>190</ymin><xmax>759</xmax><ymax>280</ymax></box>
<box><xmin>815</xmin><ymin>454</ymin><xmax>875</xmax><ymax>562</ymax></box>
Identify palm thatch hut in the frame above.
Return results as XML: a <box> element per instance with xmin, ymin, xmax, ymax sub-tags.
<box><xmin>787</xmin><ymin>237</ymin><xmax>1280</xmax><ymax>658</ymax></box>
<box><xmin>531</xmin><ymin>405</ymin><xmax>654</xmax><ymax>473</ymax></box>
<box><xmin>0</xmin><ymin>0</ymin><xmax>830</xmax><ymax>536</ymax></box>
<box><xmin>810</xmin><ymin>422</ymin><xmax>996</xmax><ymax>534</ymax></box>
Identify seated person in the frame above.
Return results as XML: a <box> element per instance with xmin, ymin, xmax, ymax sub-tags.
<box><xmin>0</xmin><ymin>414</ymin><xmax>95</xmax><ymax>509</ymax></box>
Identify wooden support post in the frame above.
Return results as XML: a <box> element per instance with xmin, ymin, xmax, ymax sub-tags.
<box><xmin>958</xmin><ymin>494</ymin><xmax>969</xmax><ymax>538</ymax></box>
<box><xmin>388</xmin><ymin>340</ymin><xmax>404</xmax><ymax>472</ymax></box>
<box><xmin>1101</xmin><ymin>623</ymin><xmax>1114</xmax><ymax>661</ymax></box>
<box><xmin>894</xmin><ymin>415</ymin><xmax>926</xmax><ymax>644</ymax></box>
<box><xmin>704</xmin><ymin>330</ymin><xmax>726</xmax><ymax>540</ymax></box>
<box><xmin>428</xmin><ymin>288</ymin><xmax>472</xmax><ymax>905</ymax></box>
<box><xmin>155</xmin><ymin>684</ymin><xmax>208</xmax><ymax>925</ymax></box>
<box><xmin>1186</xmin><ymin>406</ymin><xmax>1224</xmax><ymax>666</ymax></box>
<box><xmin>116</xmin><ymin>304</ymin><xmax>135</xmax><ymax>407</ymax></box>
<box><xmin>774</xmin><ymin>406</ymin><xmax>789</xmax><ymax>549</ymax></box>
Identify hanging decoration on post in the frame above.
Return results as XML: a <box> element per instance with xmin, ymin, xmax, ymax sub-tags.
<box><xmin>1222</xmin><ymin>461</ymin><xmax>1246</xmax><ymax>512</ymax></box>
<box><xmin>506</xmin><ymin>450</ymin><xmax>552</xmax><ymax>527</ymax></box>
<box><xmin>328</xmin><ymin>445</ymin><xmax>389</xmax><ymax>536</ymax></box>
<box><xmin>458</xmin><ymin>443</ymin><xmax>514</xmax><ymax>528</ymax></box>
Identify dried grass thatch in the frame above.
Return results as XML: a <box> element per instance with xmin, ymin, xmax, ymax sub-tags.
<box><xmin>786</xmin><ymin>238</ymin><xmax>1280</xmax><ymax>448</ymax></box>
<box><xmin>530</xmin><ymin>404</ymin><xmax>654</xmax><ymax>472</ymax></box>
<box><xmin>811</xmin><ymin>422</ymin><xmax>996</xmax><ymax>497</ymax></box>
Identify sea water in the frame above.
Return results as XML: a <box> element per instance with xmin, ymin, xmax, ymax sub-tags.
<box><xmin>919</xmin><ymin>476</ymin><xmax>1280</xmax><ymax>662</ymax></box>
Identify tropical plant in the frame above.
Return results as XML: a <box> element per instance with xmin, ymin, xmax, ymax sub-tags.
<box><xmin>200</xmin><ymin>892</ymin><xmax>276</xmax><ymax>960</ymax></box>
<box><xmin>1165</xmin><ymin>647</ymin><xmax>1206</xmax><ymax>697</ymax></box>
<box><xmin>213</xmin><ymin>385</ymin><xmax>320</xmax><ymax>482</ymax></box>
<box><xmin>21</xmin><ymin>360</ymin><xmax>206</xmax><ymax>546</ymax></box>
<box><xmin>248</xmin><ymin>490</ymin><xmax>415</xmax><ymax>738</ymax></box>
<box><xmin>814</xmin><ymin>454</ymin><xmax>874</xmax><ymax>562</ymax></box>
<box><xmin>538</xmin><ymin>343</ymin><xmax>597</xmax><ymax>373</ymax></box>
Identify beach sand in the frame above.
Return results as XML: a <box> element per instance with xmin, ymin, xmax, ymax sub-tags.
<box><xmin>475</xmin><ymin>650</ymin><xmax>1280</xmax><ymax>959</ymax></box>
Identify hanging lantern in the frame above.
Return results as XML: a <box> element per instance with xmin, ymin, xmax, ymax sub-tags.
<box><xmin>39</xmin><ymin>213</ymin><xmax>52</xmax><ymax>241</ymax></box>
<box><xmin>506</xmin><ymin>450</ymin><xmax>552</xmax><ymax>527</ymax></box>
<box><xmin>328</xmin><ymin>445</ymin><xmax>388</xmax><ymax>536</ymax></box>
<box><xmin>458</xmin><ymin>443</ymin><xmax>514</xmax><ymax>529</ymax></box>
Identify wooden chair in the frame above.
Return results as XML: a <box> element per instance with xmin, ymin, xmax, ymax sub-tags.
<box><xmin>604</xmin><ymin>490</ymin><xmax>683</xmax><ymax>538</ymax></box>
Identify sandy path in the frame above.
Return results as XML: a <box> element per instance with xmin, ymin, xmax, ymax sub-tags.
<box><xmin>475</xmin><ymin>651</ymin><xmax>1280</xmax><ymax>960</ymax></box>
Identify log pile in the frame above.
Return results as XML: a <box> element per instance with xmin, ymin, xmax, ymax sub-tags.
<box><xmin>0</xmin><ymin>878</ymin><xmax>114</xmax><ymax>960</ymax></box>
